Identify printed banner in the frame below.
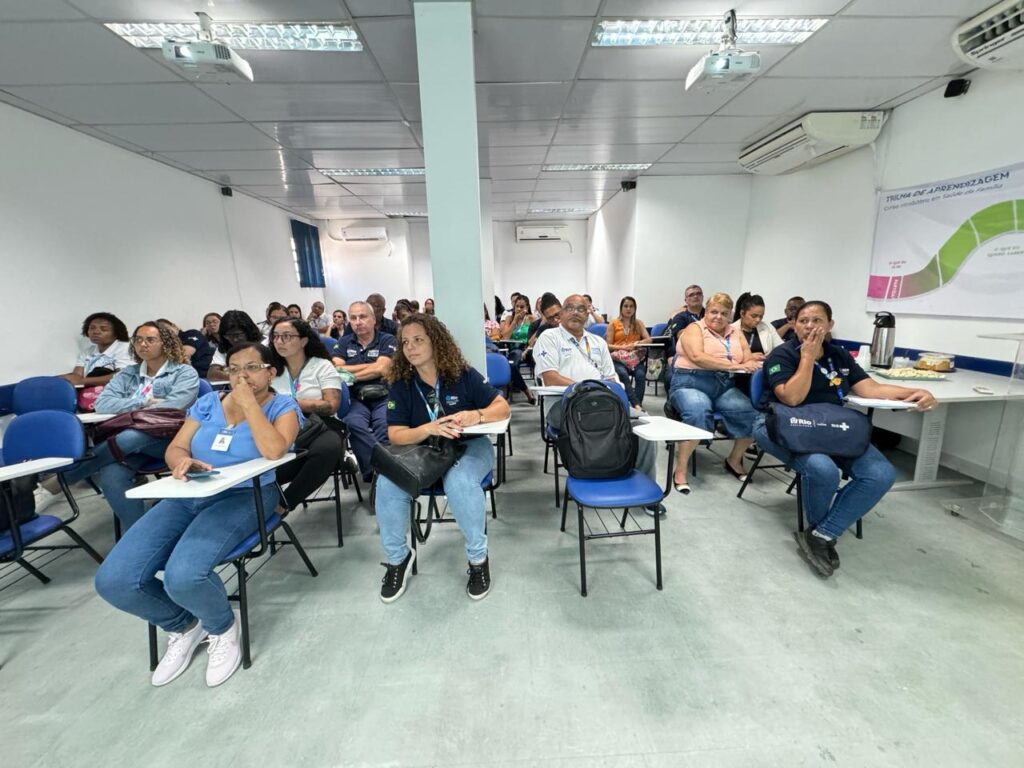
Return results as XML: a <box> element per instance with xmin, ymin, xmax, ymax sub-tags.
<box><xmin>867</xmin><ymin>161</ymin><xmax>1024</xmax><ymax>319</ymax></box>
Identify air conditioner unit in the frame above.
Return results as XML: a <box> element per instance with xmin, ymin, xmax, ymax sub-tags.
<box><xmin>515</xmin><ymin>224</ymin><xmax>567</xmax><ymax>242</ymax></box>
<box><xmin>953</xmin><ymin>0</ymin><xmax>1024</xmax><ymax>70</ymax></box>
<box><xmin>738</xmin><ymin>112</ymin><xmax>887</xmax><ymax>176</ymax></box>
<box><xmin>339</xmin><ymin>226</ymin><xmax>388</xmax><ymax>242</ymax></box>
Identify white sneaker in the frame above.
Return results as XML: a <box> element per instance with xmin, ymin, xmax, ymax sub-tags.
<box><xmin>151</xmin><ymin>622</ymin><xmax>208</xmax><ymax>687</ymax></box>
<box><xmin>205</xmin><ymin>609</ymin><xmax>243</xmax><ymax>687</ymax></box>
<box><xmin>33</xmin><ymin>486</ymin><xmax>61</xmax><ymax>513</ymax></box>
<box><xmin>628</xmin><ymin>405</ymin><xmax>648</xmax><ymax>419</ymax></box>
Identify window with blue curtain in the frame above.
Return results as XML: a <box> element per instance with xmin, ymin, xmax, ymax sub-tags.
<box><xmin>290</xmin><ymin>219</ymin><xmax>325</xmax><ymax>288</ymax></box>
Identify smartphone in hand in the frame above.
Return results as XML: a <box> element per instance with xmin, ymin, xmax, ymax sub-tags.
<box><xmin>186</xmin><ymin>469</ymin><xmax>221</xmax><ymax>479</ymax></box>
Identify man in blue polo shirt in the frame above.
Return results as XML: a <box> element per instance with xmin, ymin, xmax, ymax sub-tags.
<box><xmin>333</xmin><ymin>300</ymin><xmax>398</xmax><ymax>481</ymax></box>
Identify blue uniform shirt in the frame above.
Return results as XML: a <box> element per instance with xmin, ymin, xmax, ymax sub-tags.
<box><xmin>335</xmin><ymin>331</ymin><xmax>397</xmax><ymax>399</ymax></box>
<box><xmin>187</xmin><ymin>392</ymin><xmax>303</xmax><ymax>487</ymax></box>
<box><xmin>386</xmin><ymin>367</ymin><xmax>499</xmax><ymax>430</ymax></box>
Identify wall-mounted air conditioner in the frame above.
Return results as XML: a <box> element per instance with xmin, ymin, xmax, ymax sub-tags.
<box><xmin>953</xmin><ymin>0</ymin><xmax>1024</xmax><ymax>70</ymax></box>
<box><xmin>515</xmin><ymin>224</ymin><xmax>567</xmax><ymax>242</ymax></box>
<box><xmin>339</xmin><ymin>226</ymin><xmax>388</xmax><ymax>242</ymax></box>
<box><xmin>738</xmin><ymin>112</ymin><xmax>887</xmax><ymax>176</ymax></box>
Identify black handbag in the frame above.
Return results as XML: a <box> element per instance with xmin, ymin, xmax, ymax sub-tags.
<box><xmin>370</xmin><ymin>437</ymin><xmax>467</xmax><ymax>498</ymax></box>
<box><xmin>354</xmin><ymin>383</ymin><xmax>390</xmax><ymax>403</ymax></box>
<box><xmin>766</xmin><ymin>402</ymin><xmax>871</xmax><ymax>458</ymax></box>
<box><xmin>294</xmin><ymin>412</ymin><xmax>328</xmax><ymax>451</ymax></box>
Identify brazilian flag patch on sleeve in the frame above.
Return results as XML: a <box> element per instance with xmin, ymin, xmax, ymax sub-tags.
<box><xmin>387</xmin><ymin>400</ymin><xmax>396</xmax><ymax>410</ymax></box>
<box><xmin>768</xmin><ymin>364</ymin><xmax>781</xmax><ymax>375</ymax></box>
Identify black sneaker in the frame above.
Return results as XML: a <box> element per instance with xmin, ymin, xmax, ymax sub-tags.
<box><xmin>794</xmin><ymin>530</ymin><xmax>835</xmax><ymax>578</ymax></box>
<box><xmin>826</xmin><ymin>541</ymin><xmax>840</xmax><ymax>570</ymax></box>
<box><xmin>466</xmin><ymin>558</ymin><xmax>491</xmax><ymax>600</ymax></box>
<box><xmin>380</xmin><ymin>549</ymin><xmax>415</xmax><ymax>603</ymax></box>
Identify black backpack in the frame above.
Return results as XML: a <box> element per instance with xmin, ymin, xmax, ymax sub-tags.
<box><xmin>0</xmin><ymin>474</ymin><xmax>38</xmax><ymax>534</ymax></box>
<box><xmin>556</xmin><ymin>380</ymin><xmax>637</xmax><ymax>479</ymax></box>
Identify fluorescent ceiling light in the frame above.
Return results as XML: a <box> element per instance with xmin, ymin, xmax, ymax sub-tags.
<box><xmin>385</xmin><ymin>211</ymin><xmax>427</xmax><ymax>218</ymax></box>
<box><xmin>529</xmin><ymin>207</ymin><xmax>595</xmax><ymax>215</ymax></box>
<box><xmin>321</xmin><ymin>167</ymin><xmax>425</xmax><ymax>177</ymax></box>
<box><xmin>592</xmin><ymin>18</ymin><xmax>828</xmax><ymax>47</ymax></box>
<box><xmin>542</xmin><ymin>163</ymin><xmax>651</xmax><ymax>172</ymax></box>
<box><xmin>105</xmin><ymin>22</ymin><xmax>363</xmax><ymax>51</ymax></box>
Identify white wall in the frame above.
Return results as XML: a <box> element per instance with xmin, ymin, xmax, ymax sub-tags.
<box><xmin>492</xmin><ymin>220</ymin><xmax>588</xmax><ymax>310</ymax></box>
<box><xmin>586</xmin><ymin>189</ymin><xmax>637</xmax><ymax>315</ymax></box>
<box><xmin>321</xmin><ymin>219</ymin><xmax>414</xmax><ymax>314</ymax></box>
<box><xmin>0</xmin><ymin>103</ymin><xmax>322</xmax><ymax>383</ymax></box>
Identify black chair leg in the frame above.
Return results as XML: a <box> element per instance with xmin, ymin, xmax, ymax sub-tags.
<box><xmin>148</xmin><ymin>624</ymin><xmax>159</xmax><ymax>671</ymax></box>
<box><xmin>560</xmin><ymin>488</ymin><xmax>569</xmax><ymax>532</ymax></box>
<box><xmin>786</xmin><ymin>476</ymin><xmax>798</xmax><ymax>495</ymax></box>
<box><xmin>619</xmin><ymin>507</ymin><xmax>629</xmax><ymax>529</ymax></box>
<box><xmin>506</xmin><ymin>425</ymin><xmax>513</xmax><ymax>457</ymax></box>
<box><xmin>280</xmin><ymin>521</ymin><xmax>318</xmax><ymax>577</ymax></box>
<box><xmin>553</xmin><ymin>450</ymin><xmax>561</xmax><ymax>508</ymax></box>
<box><xmin>690</xmin><ymin>449</ymin><xmax>697</xmax><ymax>478</ymax></box>
<box><xmin>577</xmin><ymin>503</ymin><xmax>588</xmax><ymax>598</ymax></box>
<box><xmin>16</xmin><ymin>558</ymin><xmax>50</xmax><ymax>584</ymax></box>
<box><xmin>654</xmin><ymin>498</ymin><xmax>663</xmax><ymax>590</ymax></box>
<box><xmin>796</xmin><ymin>475</ymin><xmax>805</xmax><ymax>532</ymax></box>
<box><xmin>855</xmin><ymin>518</ymin><xmax>863</xmax><ymax>539</ymax></box>
<box><xmin>352</xmin><ymin>472</ymin><xmax>363</xmax><ymax>503</ymax></box>
<box><xmin>87</xmin><ymin>477</ymin><xmax>103</xmax><ymax>496</ymax></box>
<box><xmin>332</xmin><ymin>471</ymin><xmax>344</xmax><ymax>548</ymax></box>
<box><xmin>409</xmin><ymin>500</ymin><xmax>419</xmax><ymax>575</ymax></box>
<box><xmin>489</xmin><ymin>488</ymin><xmax>497</xmax><ymax>519</ymax></box>
<box><xmin>61</xmin><ymin>525</ymin><xmax>104</xmax><ymax>564</ymax></box>
<box><xmin>544</xmin><ymin>442</ymin><xmax>551</xmax><ymax>474</ymax></box>
<box><xmin>235</xmin><ymin>561</ymin><xmax>251</xmax><ymax>669</ymax></box>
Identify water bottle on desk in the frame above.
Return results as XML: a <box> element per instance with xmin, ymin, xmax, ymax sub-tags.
<box><xmin>870</xmin><ymin>312</ymin><xmax>896</xmax><ymax>368</ymax></box>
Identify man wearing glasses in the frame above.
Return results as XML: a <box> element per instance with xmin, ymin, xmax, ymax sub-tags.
<box><xmin>534</xmin><ymin>294</ymin><xmax>666</xmax><ymax>517</ymax></box>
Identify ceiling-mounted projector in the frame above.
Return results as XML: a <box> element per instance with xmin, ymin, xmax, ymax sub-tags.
<box><xmin>685</xmin><ymin>9</ymin><xmax>761</xmax><ymax>92</ymax></box>
<box><xmin>161</xmin><ymin>12</ymin><xmax>253</xmax><ymax>83</ymax></box>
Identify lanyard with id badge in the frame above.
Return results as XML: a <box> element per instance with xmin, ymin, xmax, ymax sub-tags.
<box><xmin>415</xmin><ymin>379</ymin><xmax>444</xmax><ymax>422</ymax></box>
<box><xmin>211</xmin><ymin>425</ymin><xmax>235</xmax><ymax>452</ymax></box>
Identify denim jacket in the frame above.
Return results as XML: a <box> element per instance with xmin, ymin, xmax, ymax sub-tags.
<box><xmin>95</xmin><ymin>361</ymin><xmax>200</xmax><ymax>414</ymax></box>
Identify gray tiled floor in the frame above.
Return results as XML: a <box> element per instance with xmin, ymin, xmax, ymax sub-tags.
<box><xmin>3</xmin><ymin>395</ymin><xmax>1023</xmax><ymax>767</ymax></box>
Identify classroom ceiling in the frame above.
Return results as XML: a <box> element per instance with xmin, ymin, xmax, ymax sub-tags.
<box><xmin>0</xmin><ymin>0</ymin><xmax>987</xmax><ymax>222</ymax></box>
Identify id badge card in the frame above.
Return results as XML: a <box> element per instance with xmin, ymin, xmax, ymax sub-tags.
<box><xmin>211</xmin><ymin>428</ymin><xmax>234</xmax><ymax>452</ymax></box>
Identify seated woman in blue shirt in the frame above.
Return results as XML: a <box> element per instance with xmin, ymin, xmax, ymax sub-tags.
<box><xmin>34</xmin><ymin>322</ymin><xmax>200</xmax><ymax>527</ymax></box>
<box><xmin>377</xmin><ymin>313</ymin><xmax>510</xmax><ymax>604</ymax></box>
<box><xmin>757</xmin><ymin>300</ymin><xmax>936</xmax><ymax>578</ymax></box>
<box><xmin>95</xmin><ymin>342</ymin><xmax>302</xmax><ymax>689</ymax></box>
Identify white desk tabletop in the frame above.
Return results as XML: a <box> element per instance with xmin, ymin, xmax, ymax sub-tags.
<box><xmin>633</xmin><ymin>416</ymin><xmax>714</xmax><ymax>442</ymax></box>
<box><xmin>125</xmin><ymin>453</ymin><xmax>296</xmax><ymax>500</ymax></box>
<box><xmin>846</xmin><ymin>396</ymin><xmax>916</xmax><ymax>410</ymax></box>
<box><xmin>77</xmin><ymin>412</ymin><xmax>116</xmax><ymax>424</ymax></box>
<box><xmin>867</xmin><ymin>368</ymin><xmax>1023</xmax><ymax>404</ymax></box>
<box><xmin>0</xmin><ymin>457</ymin><xmax>74</xmax><ymax>483</ymax></box>
<box><xmin>528</xmin><ymin>385</ymin><xmax>568</xmax><ymax>396</ymax></box>
<box><xmin>463</xmin><ymin>417</ymin><xmax>511</xmax><ymax>435</ymax></box>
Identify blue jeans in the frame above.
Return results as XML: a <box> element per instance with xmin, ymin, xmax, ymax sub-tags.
<box><xmin>375</xmin><ymin>436</ymin><xmax>493</xmax><ymax>565</ymax></box>
<box><xmin>613</xmin><ymin>359</ymin><xmax>648</xmax><ymax>407</ymax></box>
<box><xmin>60</xmin><ymin>428</ymin><xmax>169</xmax><ymax>528</ymax></box>
<box><xmin>343</xmin><ymin>397</ymin><xmax>389</xmax><ymax>481</ymax></box>
<box><xmin>668</xmin><ymin>370</ymin><xmax>755</xmax><ymax>437</ymax></box>
<box><xmin>753</xmin><ymin>414</ymin><xmax>896</xmax><ymax>539</ymax></box>
<box><xmin>94</xmin><ymin>484</ymin><xmax>279</xmax><ymax>635</ymax></box>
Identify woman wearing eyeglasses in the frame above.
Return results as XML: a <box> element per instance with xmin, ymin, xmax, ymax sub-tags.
<box><xmin>268</xmin><ymin>317</ymin><xmax>344</xmax><ymax>512</ymax></box>
<box><xmin>34</xmin><ymin>322</ymin><xmax>200</xmax><ymax>527</ymax></box>
<box><xmin>668</xmin><ymin>292</ymin><xmax>760</xmax><ymax>495</ymax></box>
<box><xmin>94</xmin><ymin>342</ymin><xmax>302</xmax><ymax>688</ymax></box>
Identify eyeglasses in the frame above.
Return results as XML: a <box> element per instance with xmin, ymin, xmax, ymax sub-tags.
<box><xmin>133</xmin><ymin>336</ymin><xmax>161</xmax><ymax>346</ymax></box>
<box><xmin>562</xmin><ymin>304</ymin><xmax>589</xmax><ymax>314</ymax></box>
<box><xmin>225</xmin><ymin>363</ymin><xmax>271</xmax><ymax>375</ymax></box>
<box><xmin>271</xmin><ymin>333</ymin><xmax>300</xmax><ymax>342</ymax></box>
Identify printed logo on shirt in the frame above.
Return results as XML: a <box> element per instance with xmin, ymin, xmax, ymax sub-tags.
<box><xmin>840</xmin><ymin>368</ymin><xmax>850</xmax><ymax>376</ymax></box>
<box><xmin>367</xmin><ymin>350</ymin><xmax>380</xmax><ymax>358</ymax></box>
<box><xmin>387</xmin><ymin>399</ymin><xmax>396</xmax><ymax>410</ymax></box>
<box><xmin>768</xmin><ymin>364</ymin><xmax>782</xmax><ymax>375</ymax></box>
<box><xmin>444</xmin><ymin>394</ymin><xmax>459</xmax><ymax>407</ymax></box>
<box><xmin>346</xmin><ymin>349</ymin><xmax>357</xmax><ymax>357</ymax></box>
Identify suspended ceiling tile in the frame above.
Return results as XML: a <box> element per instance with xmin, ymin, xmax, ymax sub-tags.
<box><xmin>718</xmin><ymin>76</ymin><xmax>933</xmax><ymax>116</ymax></box>
<box><xmin>477</xmin><ymin>121</ymin><xmax>559</xmax><ymax>147</ymax></box>
<box><xmin>659</xmin><ymin>143</ymin><xmax>744</xmax><ymax>163</ymax></box>
<box><xmin>600</xmin><ymin>0</ymin><xmax>848</xmax><ymax>13</ymax></box>
<box><xmin>294</xmin><ymin>148</ymin><xmax>424</xmax><ymax>168</ymax></box>
<box><xmin>348</xmin><ymin>0</ymin><xmax>412</xmax><ymax>16</ymax></box>
<box><xmin>0</xmin><ymin>22</ymin><xmax>181</xmax><ymax>85</ymax></box>
<box><xmin>682</xmin><ymin>114</ymin><xmax>794</xmax><ymax>144</ymax></box>
<box><xmin>200</xmin><ymin>168</ymin><xmax>334</xmax><ymax>186</ymax></box>
<box><xmin>490</xmin><ymin>179</ymin><xmax>537</xmax><ymax>193</ymax></box>
<box><xmin>221</xmin><ymin>50</ymin><xmax>384</xmax><ymax>83</ymax></box>
<box><xmin>6</xmin><ymin>83</ymin><xmax>238</xmax><ymax>124</ymax></box>
<box><xmin>476</xmin><ymin>82</ymin><xmax>574</xmax><ymax>121</ymax></box>
<box><xmin>842</xmin><ymin>0</ymin><xmax>995</xmax><ymax>16</ymax></box>
<box><xmin>94</xmin><ymin>122</ymin><xmax>280</xmax><ymax>150</ymax></box>
<box><xmin>875</xmin><ymin>77</ymin><xmax>947</xmax><ymax>111</ymax></box>
<box><xmin>389</xmin><ymin>83</ymin><xmax>421</xmax><ymax>120</ymax></box>
<box><xmin>537</xmin><ymin>169</ymin><xmax>634</xmax><ymax>181</ymax></box>
<box><xmin>544</xmin><ymin>143</ymin><xmax>673</xmax><ymax>164</ymax></box>
<box><xmin>563</xmin><ymin>79</ymin><xmax>735</xmax><ymax>118</ymax></box>
<box><xmin>768</xmin><ymin>17</ymin><xmax>968</xmax><ymax>78</ymax></box>
<box><xmin>481</xmin><ymin>164</ymin><xmax>543</xmax><ymax>180</ymax></box>
<box><xmin>534</xmin><ymin>178</ymin><xmax>622</xmax><ymax>192</ymax></box>
<box><xmin>71</xmin><ymin>124</ymin><xmax>151</xmax><ymax>153</ymax></box>
<box><xmin>377</xmin><ymin>195</ymin><xmax>427</xmax><ymax>206</ymax></box>
<box><xmin>358</xmin><ymin>17</ymin><xmax>418</xmax><ymax>81</ymax></box>
<box><xmin>479</xmin><ymin>145</ymin><xmax>550</xmax><ymax>166</ymax></box>
<box><xmin>643</xmin><ymin>162</ymin><xmax>746</xmax><ymax>175</ymax></box>
<box><xmin>553</xmin><ymin>116</ymin><xmax>704</xmax><ymax>145</ymax></box>
<box><xmin>255</xmin><ymin>121</ymin><xmax>419</xmax><ymax>149</ymax></box>
<box><xmin>0</xmin><ymin>90</ymin><xmax>77</xmax><ymax>124</ymax></box>
<box><xmin>530</xmin><ymin>189</ymin><xmax>609</xmax><ymax>202</ymax></box>
<box><xmin>0</xmin><ymin>1</ymin><xmax>85</xmax><ymax>20</ymax></box>
<box><xmin>475</xmin><ymin>0</ymin><xmax>601</xmax><ymax>15</ymax></box>
<box><xmin>156</xmin><ymin>149</ymin><xmax>311</xmax><ymax>170</ymax></box>
<box><xmin>491</xmin><ymin>191</ymin><xmax>533</xmax><ymax>203</ymax></box>
<box><xmin>341</xmin><ymin>182</ymin><xmax>426</xmax><ymax>196</ymax></box>
<box><xmin>66</xmin><ymin>0</ymin><xmax>351</xmax><ymax>22</ymax></box>
<box><xmin>198</xmin><ymin>83</ymin><xmax>402</xmax><ymax>121</ymax></box>
<box><xmin>474</xmin><ymin>18</ymin><xmax>593</xmax><ymax>82</ymax></box>
<box><xmin>238</xmin><ymin>184</ymin><xmax>353</xmax><ymax>199</ymax></box>
<box><xmin>579</xmin><ymin>45</ymin><xmax>794</xmax><ymax>81</ymax></box>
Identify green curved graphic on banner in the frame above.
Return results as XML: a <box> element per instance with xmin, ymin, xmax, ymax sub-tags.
<box><xmin>868</xmin><ymin>199</ymin><xmax>1024</xmax><ymax>299</ymax></box>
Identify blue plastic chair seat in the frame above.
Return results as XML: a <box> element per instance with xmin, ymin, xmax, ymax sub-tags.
<box><xmin>222</xmin><ymin>512</ymin><xmax>282</xmax><ymax>562</ymax></box>
<box><xmin>566</xmin><ymin>470</ymin><xmax>663</xmax><ymax>508</ymax></box>
<box><xmin>0</xmin><ymin>514</ymin><xmax>64</xmax><ymax>558</ymax></box>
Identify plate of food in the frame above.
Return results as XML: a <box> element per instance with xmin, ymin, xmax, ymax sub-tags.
<box><xmin>874</xmin><ymin>367</ymin><xmax>948</xmax><ymax>381</ymax></box>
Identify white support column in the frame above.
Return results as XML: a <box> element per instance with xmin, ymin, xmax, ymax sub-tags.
<box><xmin>480</xmin><ymin>178</ymin><xmax>496</xmax><ymax>323</ymax></box>
<box><xmin>413</xmin><ymin>0</ymin><xmax>485</xmax><ymax>371</ymax></box>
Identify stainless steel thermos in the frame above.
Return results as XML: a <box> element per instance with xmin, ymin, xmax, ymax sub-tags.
<box><xmin>870</xmin><ymin>311</ymin><xmax>896</xmax><ymax>368</ymax></box>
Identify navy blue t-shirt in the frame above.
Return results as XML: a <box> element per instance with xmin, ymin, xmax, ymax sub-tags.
<box><xmin>763</xmin><ymin>340</ymin><xmax>869</xmax><ymax>408</ymax></box>
<box><xmin>663</xmin><ymin>308</ymin><xmax>704</xmax><ymax>353</ymax></box>
<box><xmin>386</xmin><ymin>367</ymin><xmax>500</xmax><ymax>429</ymax></box>
<box><xmin>178</xmin><ymin>329</ymin><xmax>214</xmax><ymax>378</ymax></box>
<box><xmin>771</xmin><ymin>317</ymin><xmax>797</xmax><ymax>343</ymax></box>
<box><xmin>335</xmin><ymin>331</ymin><xmax>397</xmax><ymax>398</ymax></box>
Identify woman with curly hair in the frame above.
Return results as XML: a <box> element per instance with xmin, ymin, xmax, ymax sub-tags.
<box><xmin>376</xmin><ymin>313</ymin><xmax>510</xmax><ymax>604</ymax></box>
<box><xmin>34</xmin><ymin>322</ymin><xmax>200</xmax><ymax>528</ymax></box>
<box><xmin>60</xmin><ymin>311</ymin><xmax>133</xmax><ymax>387</ymax></box>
